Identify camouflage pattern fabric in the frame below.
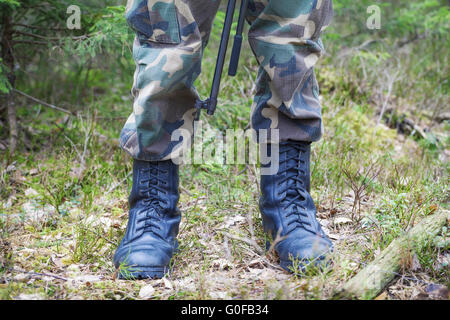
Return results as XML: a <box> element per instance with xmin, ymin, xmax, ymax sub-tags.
<box><xmin>121</xmin><ymin>0</ymin><xmax>334</xmax><ymax>161</ymax></box>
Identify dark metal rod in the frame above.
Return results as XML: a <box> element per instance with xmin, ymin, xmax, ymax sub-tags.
<box><xmin>229</xmin><ymin>0</ymin><xmax>248</xmax><ymax>76</ymax></box>
<box><xmin>207</xmin><ymin>0</ymin><xmax>237</xmax><ymax>115</ymax></box>
<box><xmin>236</xmin><ymin>0</ymin><xmax>248</xmax><ymax>34</ymax></box>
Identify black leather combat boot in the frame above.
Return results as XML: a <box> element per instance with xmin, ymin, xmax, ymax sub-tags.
<box><xmin>259</xmin><ymin>141</ymin><xmax>332</xmax><ymax>273</ymax></box>
<box><xmin>114</xmin><ymin>159</ymin><xmax>181</xmax><ymax>279</ymax></box>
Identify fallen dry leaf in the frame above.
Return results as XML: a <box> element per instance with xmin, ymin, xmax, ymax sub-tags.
<box><xmin>139</xmin><ymin>284</ymin><xmax>155</xmax><ymax>299</ymax></box>
<box><xmin>162</xmin><ymin>277</ymin><xmax>173</xmax><ymax>290</ymax></box>
<box><xmin>333</xmin><ymin>217</ymin><xmax>353</xmax><ymax>225</ymax></box>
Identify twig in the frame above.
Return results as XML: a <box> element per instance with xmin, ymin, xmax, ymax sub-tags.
<box><xmin>13</xmin><ymin>30</ymin><xmax>61</xmax><ymax>41</ymax></box>
<box><xmin>13</xmin><ymin>88</ymin><xmax>73</xmax><ymax>115</ymax></box>
<box><xmin>219</xmin><ymin>231</ymin><xmax>264</xmax><ymax>255</ymax></box>
<box><xmin>179</xmin><ymin>184</ymin><xmax>193</xmax><ymax>196</ymax></box>
<box><xmin>78</xmin><ymin>113</ymin><xmax>96</xmax><ymax>167</ymax></box>
<box><xmin>88</xmin><ymin>229</ymin><xmax>119</xmax><ymax>246</ymax></box>
<box><xmin>13</xmin><ymin>30</ymin><xmax>94</xmax><ymax>41</ymax></box>
<box><xmin>63</xmin><ymin>134</ymin><xmax>82</xmax><ymax>162</ymax></box>
<box><xmin>106</xmin><ymin>171</ymin><xmax>132</xmax><ymax>195</ymax></box>
<box><xmin>266</xmin><ymin>228</ymin><xmax>287</xmax><ymax>254</ymax></box>
<box><xmin>11</xmin><ymin>268</ymin><xmax>68</xmax><ymax>282</ymax></box>
<box><xmin>377</xmin><ymin>70</ymin><xmax>399</xmax><ymax>125</ymax></box>
<box><xmin>11</xmin><ymin>89</ymin><xmax>129</xmax><ymax>121</ymax></box>
<box><xmin>13</xmin><ymin>23</ymin><xmax>68</xmax><ymax>31</ymax></box>
<box><xmin>12</xmin><ymin>40</ymin><xmax>49</xmax><ymax>45</ymax></box>
<box><xmin>397</xmin><ymin>32</ymin><xmax>427</xmax><ymax>48</ymax></box>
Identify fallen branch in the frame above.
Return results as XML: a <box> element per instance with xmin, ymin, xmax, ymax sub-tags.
<box><xmin>334</xmin><ymin>209</ymin><xmax>449</xmax><ymax>300</ymax></box>
<box><xmin>219</xmin><ymin>231</ymin><xmax>264</xmax><ymax>255</ymax></box>
<box><xmin>12</xmin><ymin>39</ymin><xmax>49</xmax><ymax>45</ymax></box>
<box><xmin>11</xmin><ymin>268</ymin><xmax>68</xmax><ymax>282</ymax></box>
<box><xmin>13</xmin><ymin>89</ymin><xmax>126</xmax><ymax>120</ymax></box>
<box><xmin>13</xmin><ymin>30</ymin><xmax>93</xmax><ymax>42</ymax></box>
<box><xmin>13</xmin><ymin>88</ymin><xmax>73</xmax><ymax>115</ymax></box>
<box><xmin>13</xmin><ymin>23</ymin><xmax>68</xmax><ymax>31</ymax></box>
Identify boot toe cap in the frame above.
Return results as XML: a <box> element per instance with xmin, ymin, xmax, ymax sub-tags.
<box><xmin>277</xmin><ymin>235</ymin><xmax>333</xmax><ymax>263</ymax></box>
<box><xmin>114</xmin><ymin>245</ymin><xmax>172</xmax><ymax>269</ymax></box>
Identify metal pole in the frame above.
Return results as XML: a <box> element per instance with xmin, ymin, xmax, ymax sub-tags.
<box><xmin>229</xmin><ymin>0</ymin><xmax>248</xmax><ymax>76</ymax></box>
<box><xmin>207</xmin><ymin>0</ymin><xmax>237</xmax><ymax>116</ymax></box>
<box><xmin>194</xmin><ymin>0</ymin><xmax>249</xmax><ymax>120</ymax></box>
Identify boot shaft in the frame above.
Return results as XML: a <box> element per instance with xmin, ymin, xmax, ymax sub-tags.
<box><xmin>260</xmin><ymin>141</ymin><xmax>311</xmax><ymax>206</ymax></box>
<box><xmin>129</xmin><ymin>159</ymin><xmax>180</xmax><ymax>214</ymax></box>
<box><xmin>259</xmin><ymin>141</ymin><xmax>324</xmax><ymax>238</ymax></box>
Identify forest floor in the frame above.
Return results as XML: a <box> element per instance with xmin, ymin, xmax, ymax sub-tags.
<box><xmin>1</xmin><ymin>34</ymin><xmax>449</xmax><ymax>300</ymax></box>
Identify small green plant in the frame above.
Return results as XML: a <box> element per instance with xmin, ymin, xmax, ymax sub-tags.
<box><xmin>115</xmin><ymin>259</ymin><xmax>139</xmax><ymax>281</ymax></box>
<box><xmin>71</xmin><ymin>222</ymin><xmax>107</xmax><ymax>264</ymax></box>
<box><xmin>33</xmin><ymin>155</ymin><xmax>78</xmax><ymax>216</ymax></box>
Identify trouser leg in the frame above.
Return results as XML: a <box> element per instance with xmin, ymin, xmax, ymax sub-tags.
<box><xmin>246</xmin><ymin>0</ymin><xmax>334</xmax><ymax>143</ymax></box>
<box><xmin>120</xmin><ymin>0</ymin><xmax>221</xmax><ymax>161</ymax></box>
<box><xmin>250</xmin><ymin>1</ymin><xmax>335</xmax><ymax>273</ymax></box>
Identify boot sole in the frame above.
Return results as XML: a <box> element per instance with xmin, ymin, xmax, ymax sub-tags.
<box><xmin>117</xmin><ymin>266</ymin><xmax>169</xmax><ymax>280</ymax></box>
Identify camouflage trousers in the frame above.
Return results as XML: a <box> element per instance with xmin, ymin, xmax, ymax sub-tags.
<box><xmin>121</xmin><ymin>0</ymin><xmax>334</xmax><ymax>161</ymax></box>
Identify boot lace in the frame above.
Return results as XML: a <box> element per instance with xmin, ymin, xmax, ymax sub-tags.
<box><xmin>277</xmin><ymin>142</ymin><xmax>314</xmax><ymax>235</ymax></box>
<box><xmin>136</xmin><ymin>165</ymin><xmax>169</xmax><ymax>238</ymax></box>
